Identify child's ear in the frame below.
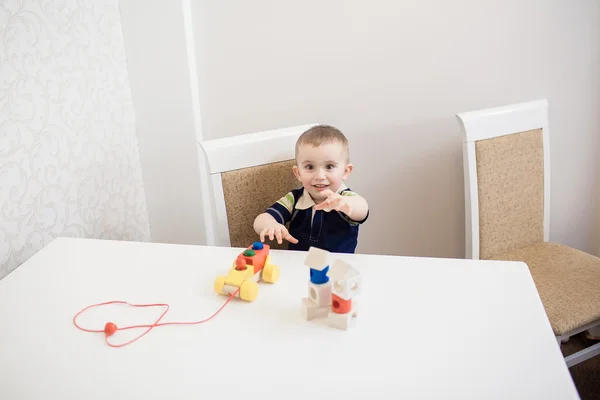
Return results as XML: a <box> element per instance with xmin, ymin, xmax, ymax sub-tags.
<box><xmin>343</xmin><ymin>163</ymin><xmax>353</xmax><ymax>180</ymax></box>
<box><xmin>293</xmin><ymin>165</ymin><xmax>301</xmax><ymax>181</ymax></box>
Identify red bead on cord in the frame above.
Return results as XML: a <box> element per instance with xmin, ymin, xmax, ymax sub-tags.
<box><xmin>72</xmin><ymin>288</ymin><xmax>239</xmax><ymax>348</ymax></box>
<box><xmin>104</xmin><ymin>322</ymin><xmax>118</xmax><ymax>336</ymax></box>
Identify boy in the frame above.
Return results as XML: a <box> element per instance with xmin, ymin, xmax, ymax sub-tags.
<box><xmin>253</xmin><ymin>125</ymin><xmax>369</xmax><ymax>253</ymax></box>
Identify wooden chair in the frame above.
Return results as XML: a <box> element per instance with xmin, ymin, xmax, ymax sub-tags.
<box><xmin>199</xmin><ymin>124</ymin><xmax>317</xmax><ymax>249</ymax></box>
<box><xmin>457</xmin><ymin>99</ymin><xmax>600</xmax><ymax>367</ymax></box>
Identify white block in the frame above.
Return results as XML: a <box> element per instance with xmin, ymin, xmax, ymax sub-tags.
<box><xmin>351</xmin><ymin>298</ymin><xmax>359</xmax><ymax>315</ymax></box>
<box><xmin>328</xmin><ymin>310</ymin><xmax>357</xmax><ymax>330</ymax></box>
<box><xmin>301</xmin><ymin>298</ymin><xmax>329</xmax><ymax>321</ymax></box>
<box><xmin>330</xmin><ymin>259</ymin><xmax>361</xmax><ymax>300</ymax></box>
<box><xmin>304</xmin><ymin>247</ymin><xmax>330</xmax><ymax>271</ymax></box>
<box><xmin>308</xmin><ymin>281</ymin><xmax>332</xmax><ymax>307</ymax></box>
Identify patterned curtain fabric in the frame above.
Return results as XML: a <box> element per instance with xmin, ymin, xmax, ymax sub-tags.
<box><xmin>0</xmin><ymin>0</ymin><xmax>151</xmax><ymax>279</ymax></box>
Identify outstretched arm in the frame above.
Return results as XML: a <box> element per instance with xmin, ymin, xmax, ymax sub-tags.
<box><xmin>314</xmin><ymin>189</ymin><xmax>369</xmax><ymax>222</ymax></box>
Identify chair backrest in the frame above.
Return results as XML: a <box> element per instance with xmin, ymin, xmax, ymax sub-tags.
<box><xmin>199</xmin><ymin>124</ymin><xmax>318</xmax><ymax>248</ymax></box>
<box><xmin>456</xmin><ymin>99</ymin><xmax>550</xmax><ymax>260</ymax></box>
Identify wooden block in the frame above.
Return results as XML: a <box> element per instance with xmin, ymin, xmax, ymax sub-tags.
<box><xmin>308</xmin><ymin>281</ymin><xmax>332</xmax><ymax>307</ymax></box>
<box><xmin>329</xmin><ymin>259</ymin><xmax>361</xmax><ymax>300</ymax></box>
<box><xmin>328</xmin><ymin>309</ymin><xmax>356</xmax><ymax>330</ymax></box>
<box><xmin>304</xmin><ymin>247</ymin><xmax>331</xmax><ymax>271</ymax></box>
<box><xmin>301</xmin><ymin>297</ymin><xmax>329</xmax><ymax>321</ymax></box>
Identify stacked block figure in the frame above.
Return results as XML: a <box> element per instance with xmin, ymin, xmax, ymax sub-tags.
<box><xmin>214</xmin><ymin>242</ymin><xmax>280</xmax><ymax>302</ymax></box>
<box><xmin>328</xmin><ymin>259</ymin><xmax>361</xmax><ymax>330</ymax></box>
<box><xmin>301</xmin><ymin>247</ymin><xmax>361</xmax><ymax>330</ymax></box>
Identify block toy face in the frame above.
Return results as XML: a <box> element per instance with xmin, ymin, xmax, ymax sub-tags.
<box><xmin>329</xmin><ymin>259</ymin><xmax>361</xmax><ymax>300</ymax></box>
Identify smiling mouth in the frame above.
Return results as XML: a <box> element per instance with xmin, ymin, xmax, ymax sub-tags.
<box><xmin>313</xmin><ymin>184</ymin><xmax>328</xmax><ymax>191</ymax></box>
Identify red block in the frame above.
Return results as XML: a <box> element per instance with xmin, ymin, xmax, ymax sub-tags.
<box><xmin>331</xmin><ymin>294</ymin><xmax>352</xmax><ymax>314</ymax></box>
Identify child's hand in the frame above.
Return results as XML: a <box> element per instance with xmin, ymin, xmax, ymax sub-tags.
<box><xmin>259</xmin><ymin>221</ymin><xmax>299</xmax><ymax>245</ymax></box>
<box><xmin>314</xmin><ymin>189</ymin><xmax>352</xmax><ymax>215</ymax></box>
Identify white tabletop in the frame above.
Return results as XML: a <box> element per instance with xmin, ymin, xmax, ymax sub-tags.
<box><xmin>0</xmin><ymin>237</ymin><xmax>579</xmax><ymax>400</ymax></box>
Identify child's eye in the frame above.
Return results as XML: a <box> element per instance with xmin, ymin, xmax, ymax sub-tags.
<box><xmin>305</xmin><ymin>164</ymin><xmax>313</xmax><ymax>170</ymax></box>
<box><xmin>326</xmin><ymin>164</ymin><xmax>335</xmax><ymax>170</ymax></box>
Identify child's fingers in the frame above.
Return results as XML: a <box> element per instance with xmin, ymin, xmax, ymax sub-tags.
<box><xmin>316</xmin><ymin>197</ymin><xmax>334</xmax><ymax>210</ymax></box>
<box><xmin>285</xmin><ymin>232</ymin><xmax>299</xmax><ymax>244</ymax></box>
<box><xmin>321</xmin><ymin>189</ymin><xmax>334</xmax><ymax>198</ymax></box>
<box><xmin>260</xmin><ymin>228</ymin><xmax>267</xmax><ymax>242</ymax></box>
<box><xmin>315</xmin><ymin>191</ymin><xmax>335</xmax><ymax>209</ymax></box>
<box><xmin>314</xmin><ymin>201</ymin><xmax>326</xmax><ymax>210</ymax></box>
<box><xmin>275</xmin><ymin>228</ymin><xmax>283</xmax><ymax>244</ymax></box>
<box><xmin>268</xmin><ymin>228</ymin><xmax>275</xmax><ymax>241</ymax></box>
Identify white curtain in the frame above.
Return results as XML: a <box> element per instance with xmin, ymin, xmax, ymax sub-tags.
<box><xmin>0</xmin><ymin>0</ymin><xmax>151</xmax><ymax>280</ymax></box>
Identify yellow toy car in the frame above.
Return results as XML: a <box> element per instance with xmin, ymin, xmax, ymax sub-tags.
<box><xmin>214</xmin><ymin>242</ymin><xmax>280</xmax><ymax>301</ymax></box>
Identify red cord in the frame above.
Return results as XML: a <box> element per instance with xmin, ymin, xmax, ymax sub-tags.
<box><xmin>73</xmin><ymin>288</ymin><xmax>240</xmax><ymax>348</ymax></box>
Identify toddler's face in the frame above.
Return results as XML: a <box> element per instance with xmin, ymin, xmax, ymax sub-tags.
<box><xmin>293</xmin><ymin>142</ymin><xmax>353</xmax><ymax>202</ymax></box>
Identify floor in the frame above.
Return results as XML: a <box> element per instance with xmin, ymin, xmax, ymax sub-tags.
<box><xmin>560</xmin><ymin>332</ymin><xmax>600</xmax><ymax>400</ymax></box>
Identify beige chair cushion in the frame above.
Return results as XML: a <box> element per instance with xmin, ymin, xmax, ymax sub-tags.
<box><xmin>475</xmin><ymin>129</ymin><xmax>545</xmax><ymax>259</ymax></box>
<box><xmin>487</xmin><ymin>242</ymin><xmax>600</xmax><ymax>336</ymax></box>
<box><xmin>221</xmin><ymin>159</ymin><xmax>301</xmax><ymax>249</ymax></box>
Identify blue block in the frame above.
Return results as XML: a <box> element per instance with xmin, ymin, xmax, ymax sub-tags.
<box><xmin>252</xmin><ymin>241</ymin><xmax>264</xmax><ymax>250</ymax></box>
<box><xmin>310</xmin><ymin>266</ymin><xmax>329</xmax><ymax>284</ymax></box>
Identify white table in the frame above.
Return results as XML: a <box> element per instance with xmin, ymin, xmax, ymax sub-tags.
<box><xmin>0</xmin><ymin>237</ymin><xmax>579</xmax><ymax>399</ymax></box>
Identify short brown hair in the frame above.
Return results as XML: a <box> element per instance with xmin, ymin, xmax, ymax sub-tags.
<box><xmin>295</xmin><ymin>125</ymin><xmax>349</xmax><ymax>161</ymax></box>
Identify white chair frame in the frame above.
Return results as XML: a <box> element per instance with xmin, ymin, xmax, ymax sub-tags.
<box><xmin>458</xmin><ymin>99</ymin><xmax>551</xmax><ymax>260</ymax></box>
<box><xmin>198</xmin><ymin>123</ymin><xmax>318</xmax><ymax>247</ymax></box>
<box><xmin>456</xmin><ymin>99</ymin><xmax>600</xmax><ymax>368</ymax></box>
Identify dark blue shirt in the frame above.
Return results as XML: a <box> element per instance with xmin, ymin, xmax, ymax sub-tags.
<box><xmin>265</xmin><ymin>185</ymin><xmax>368</xmax><ymax>253</ymax></box>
